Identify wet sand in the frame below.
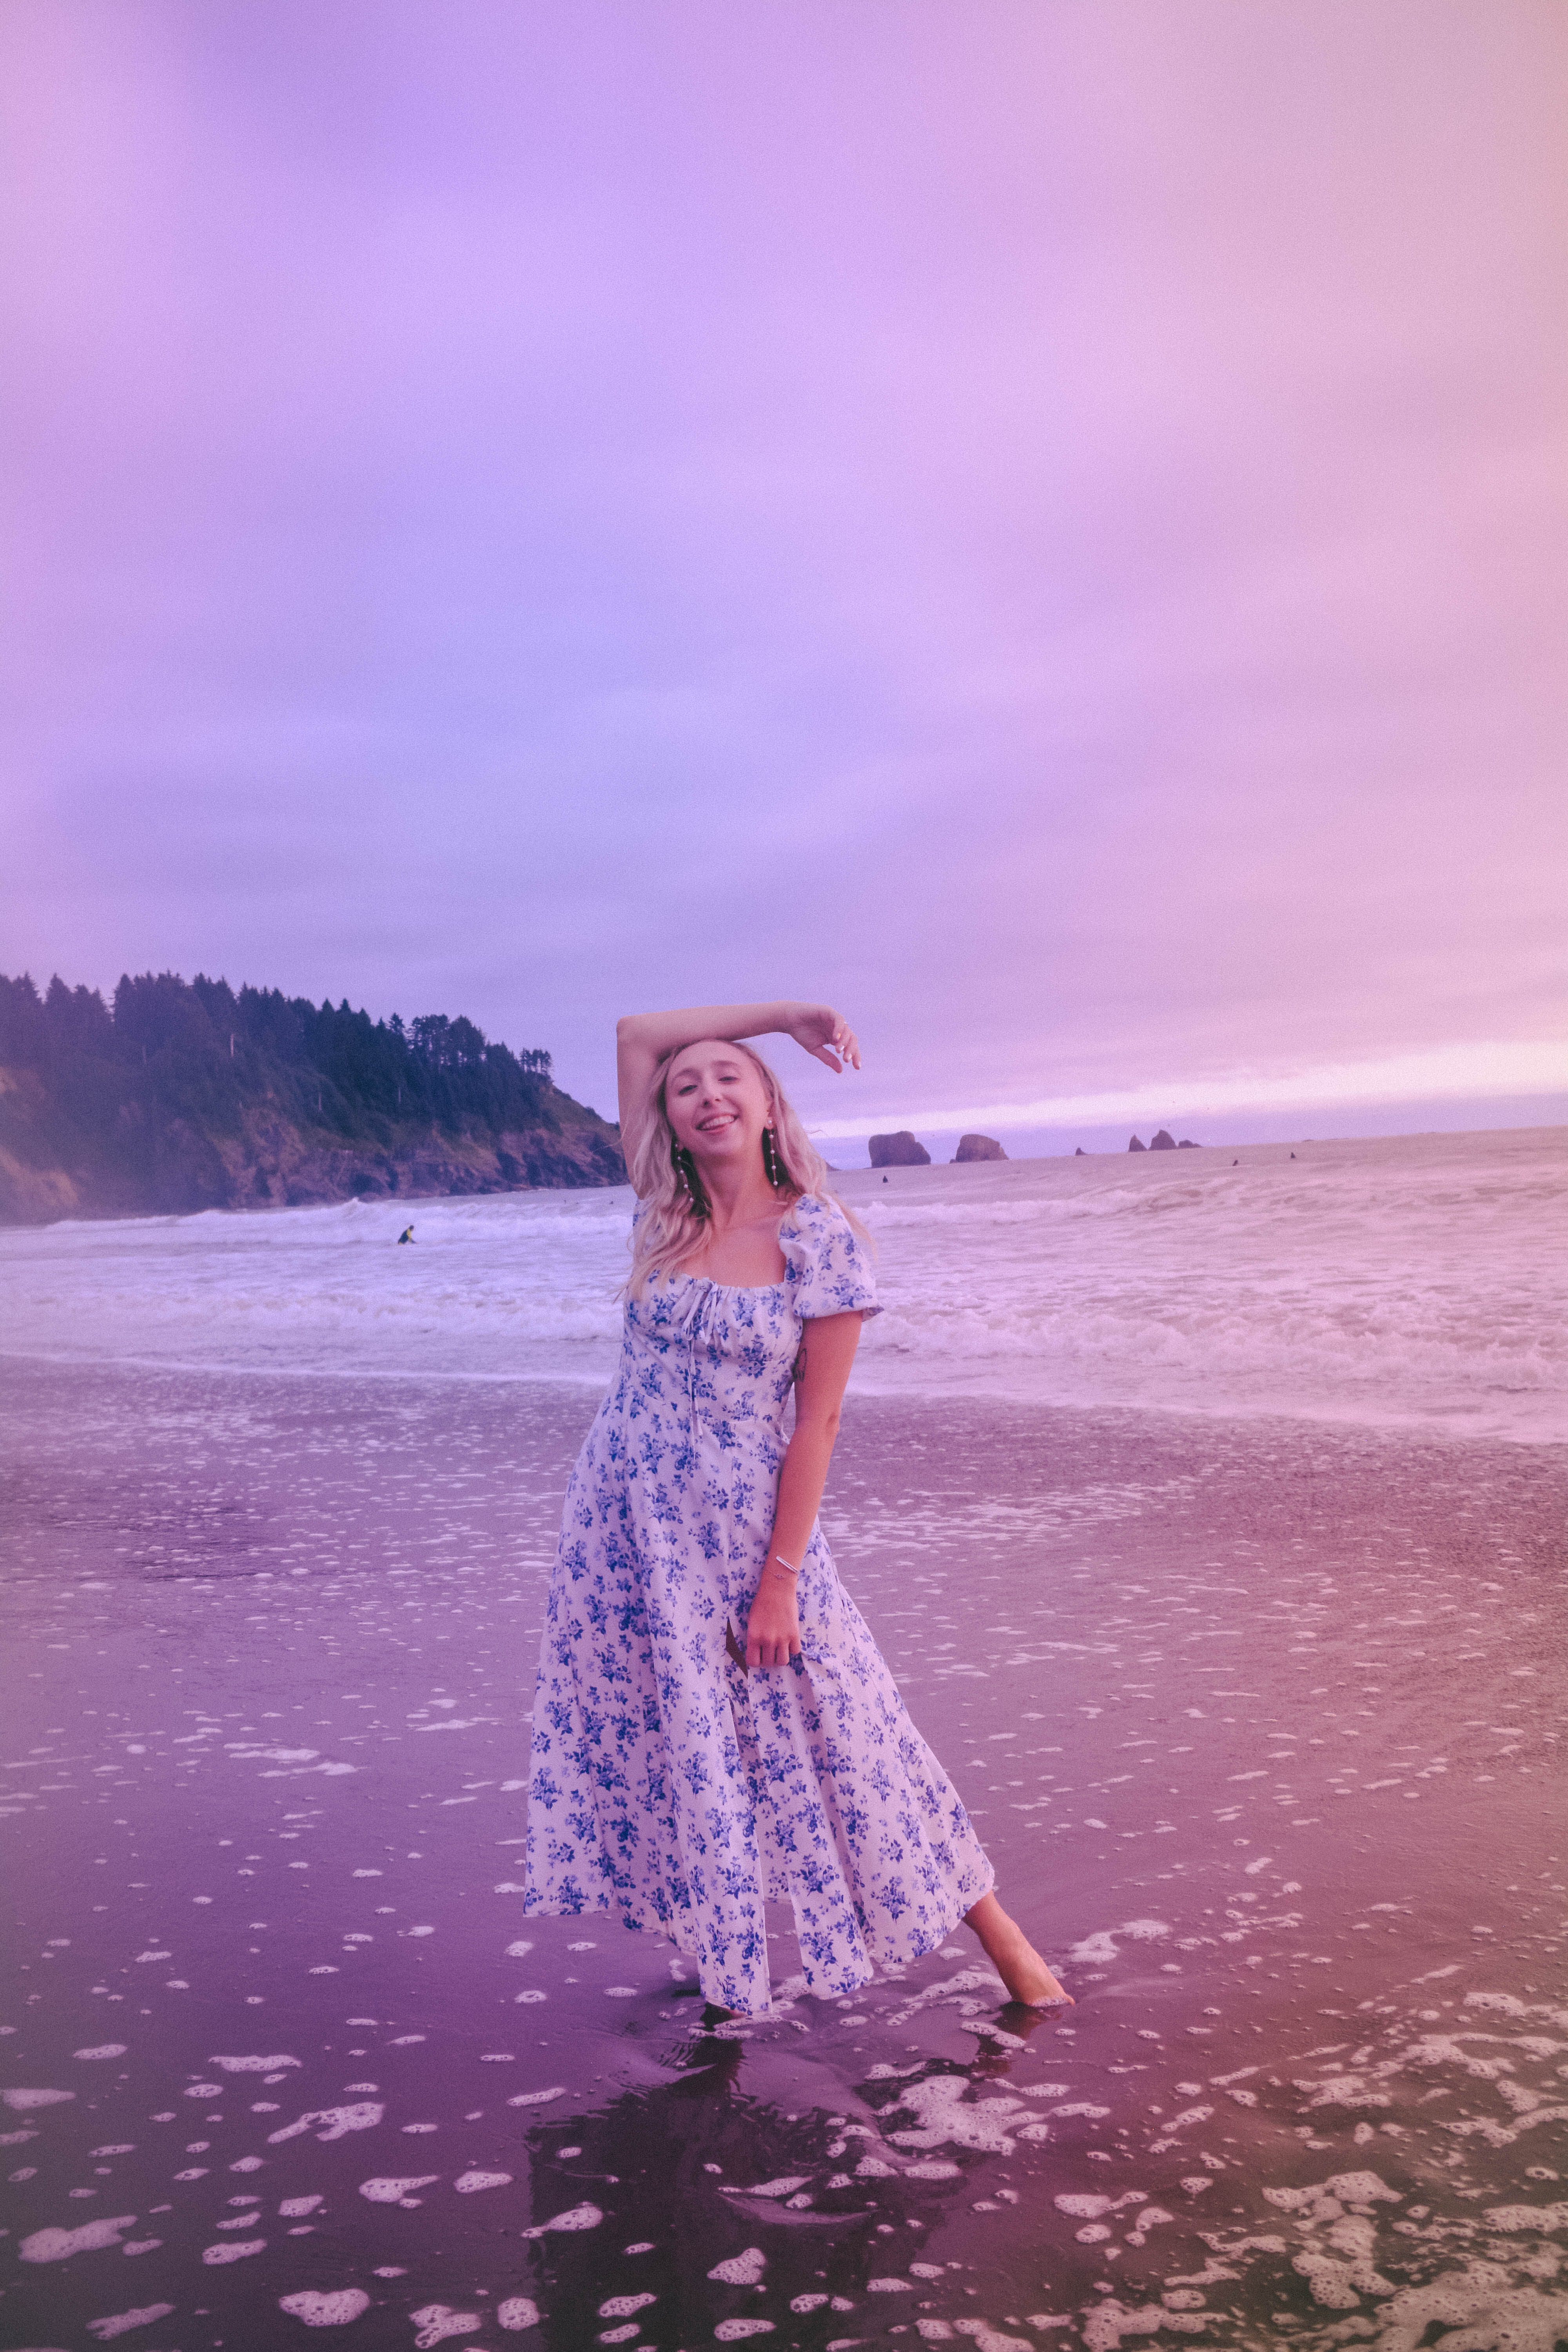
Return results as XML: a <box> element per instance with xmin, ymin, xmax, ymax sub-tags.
<box><xmin>1</xmin><ymin>1358</ymin><xmax>1565</xmax><ymax>2352</ymax></box>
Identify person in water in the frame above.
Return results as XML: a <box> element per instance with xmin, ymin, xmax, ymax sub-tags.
<box><xmin>523</xmin><ymin>997</ymin><xmax>1070</xmax><ymax>2017</ymax></box>
<box><xmin>397</xmin><ymin>1225</ymin><xmax>415</xmax><ymax>1245</ymax></box>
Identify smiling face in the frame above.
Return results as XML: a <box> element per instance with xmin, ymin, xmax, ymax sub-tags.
<box><xmin>663</xmin><ymin>1039</ymin><xmax>773</xmax><ymax>1175</ymax></box>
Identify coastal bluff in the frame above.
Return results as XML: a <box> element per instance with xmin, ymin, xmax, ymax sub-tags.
<box><xmin>0</xmin><ymin>969</ymin><xmax>625</xmax><ymax>1225</ymax></box>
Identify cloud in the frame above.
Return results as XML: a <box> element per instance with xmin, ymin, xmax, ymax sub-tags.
<box><xmin>809</xmin><ymin>1040</ymin><xmax>1568</xmax><ymax>1140</ymax></box>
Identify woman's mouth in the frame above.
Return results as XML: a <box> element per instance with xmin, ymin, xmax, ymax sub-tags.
<box><xmin>695</xmin><ymin>1112</ymin><xmax>738</xmax><ymax>1136</ymax></box>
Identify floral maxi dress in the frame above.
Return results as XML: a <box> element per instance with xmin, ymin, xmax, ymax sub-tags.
<box><xmin>523</xmin><ymin>1192</ymin><xmax>994</xmax><ymax>2014</ymax></box>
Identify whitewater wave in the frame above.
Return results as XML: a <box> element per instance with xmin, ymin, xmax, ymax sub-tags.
<box><xmin>2</xmin><ymin>1131</ymin><xmax>1563</xmax><ymax>1438</ymax></box>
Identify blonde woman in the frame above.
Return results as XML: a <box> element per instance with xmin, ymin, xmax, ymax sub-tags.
<box><xmin>524</xmin><ymin>999</ymin><xmax>1069</xmax><ymax>2018</ymax></box>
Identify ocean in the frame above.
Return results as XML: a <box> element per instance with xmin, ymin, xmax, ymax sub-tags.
<box><xmin>2</xmin><ymin>1124</ymin><xmax>1564</xmax><ymax>1441</ymax></box>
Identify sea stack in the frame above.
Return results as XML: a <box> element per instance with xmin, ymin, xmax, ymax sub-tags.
<box><xmin>868</xmin><ymin>1131</ymin><xmax>931</xmax><ymax>1168</ymax></box>
<box><xmin>1128</xmin><ymin>1134</ymin><xmax>1147</xmax><ymax>1152</ymax></box>
<box><xmin>954</xmin><ymin>1133</ymin><xmax>1006</xmax><ymax>1163</ymax></box>
<box><xmin>1150</xmin><ymin>1128</ymin><xmax>1177</xmax><ymax>1150</ymax></box>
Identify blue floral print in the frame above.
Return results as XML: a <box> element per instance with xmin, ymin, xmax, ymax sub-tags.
<box><xmin>524</xmin><ymin>1192</ymin><xmax>995</xmax><ymax>2014</ymax></box>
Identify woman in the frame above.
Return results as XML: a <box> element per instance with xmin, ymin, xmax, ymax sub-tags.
<box><xmin>524</xmin><ymin>998</ymin><xmax>1069</xmax><ymax>2018</ymax></box>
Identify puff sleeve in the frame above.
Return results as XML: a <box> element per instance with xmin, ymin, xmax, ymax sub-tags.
<box><xmin>780</xmin><ymin>1193</ymin><xmax>881</xmax><ymax>1321</ymax></box>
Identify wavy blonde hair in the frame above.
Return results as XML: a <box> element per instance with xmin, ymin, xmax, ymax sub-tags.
<box><xmin>626</xmin><ymin>1039</ymin><xmax>867</xmax><ymax>1296</ymax></box>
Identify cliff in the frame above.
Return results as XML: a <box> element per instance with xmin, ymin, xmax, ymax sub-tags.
<box><xmin>0</xmin><ymin>969</ymin><xmax>625</xmax><ymax>1225</ymax></box>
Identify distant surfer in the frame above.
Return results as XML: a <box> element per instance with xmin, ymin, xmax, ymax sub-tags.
<box><xmin>397</xmin><ymin>1225</ymin><xmax>414</xmax><ymax>1245</ymax></box>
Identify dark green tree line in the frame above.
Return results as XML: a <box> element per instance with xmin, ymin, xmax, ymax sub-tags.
<box><xmin>0</xmin><ymin>968</ymin><xmax>562</xmax><ymax>1199</ymax></box>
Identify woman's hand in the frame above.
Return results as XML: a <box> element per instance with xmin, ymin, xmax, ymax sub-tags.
<box><xmin>781</xmin><ymin>1004</ymin><xmax>860</xmax><ymax>1074</ymax></box>
<box><xmin>744</xmin><ymin>1577</ymin><xmax>802</xmax><ymax>1671</ymax></box>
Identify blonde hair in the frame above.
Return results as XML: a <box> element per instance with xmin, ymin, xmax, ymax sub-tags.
<box><xmin>626</xmin><ymin>1039</ymin><xmax>867</xmax><ymax>1296</ymax></box>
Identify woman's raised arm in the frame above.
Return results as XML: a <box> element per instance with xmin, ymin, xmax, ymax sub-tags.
<box><xmin>615</xmin><ymin>1000</ymin><xmax>860</xmax><ymax>1154</ymax></box>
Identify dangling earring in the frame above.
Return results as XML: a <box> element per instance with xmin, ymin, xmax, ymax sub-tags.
<box><xmin>762</xmin><ymin>1125</ymin><xmax>783</xmax><ymax>1187</ymax></box>
<box><xmin>673</xmin><ymin>1143</ymin><xmax>706</xmax><ymax>1217</ymax></box>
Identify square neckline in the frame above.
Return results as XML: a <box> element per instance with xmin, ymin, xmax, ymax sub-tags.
<box><xmin>666</xmin><ymin>1201</ymin><xmax>804</xmax><ymax>1296</ymax></box>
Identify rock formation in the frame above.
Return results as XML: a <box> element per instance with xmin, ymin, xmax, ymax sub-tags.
<box><xmin>868</xmin><ymin>1131</ymin><xmax>931</xmax><ymax>1168</ymax></box>
<box><xmin>1178</xmin><ymin>1138</ymin><xmax>1200</xmax><ymax>1148</ymax></box>
<box><xmin>953</xmin><ymin>1133</ymin><xmax>1006</xmax><ymax>1163</ymax></box>
<box><xmin>1128</xmin><ymin>1134</ymin><xmax>1147</xmax><ymax>1152</ymax></box>
<box><xmin>1150</xmin><ymin>1129</ymin><xmax>1177</xmax><ymax>1150</ymax></box>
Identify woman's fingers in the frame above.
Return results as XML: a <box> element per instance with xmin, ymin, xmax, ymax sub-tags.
<box><xmin>791</xmin><ymin>1007</ymin><xmax>861</xmax><ymax>1074</ymax></box>
<box><xmin>744</xmin><ymin>1626</ymin><xmax>800</xmax><ymax>1668</ymax></box>
<box><xmin>812</xmin><ymin>1027</ymin><xmax>859</xmax><ymax>1073</ymax></box>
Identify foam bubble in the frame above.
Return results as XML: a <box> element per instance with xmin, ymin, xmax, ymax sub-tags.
<box><xmin>268</xmin><ymin>2103</ymin><xmax>383</xmax><ymax>2144</ymax></box>
<box><xmin>85</xmin><ymin>2304</ymin><xmax>176</xmax><ymax>2342</ymax></box>
<box><xmin>358</xmin><ymin>2175</ymin><xmax>438</xmax><ymax>2203</ymax></box>
<box><xmin>278</xmin><ymin>2288</ymin><xmax>372</xmax><ymax>2326</ymax></box>
<box><xmin>411</xmin><ymin>2307</ymin><xmax>482</xmax><ymax>2348</ymax></box>
<box><xmin>519</xmin><ymin>2200</ymin><xmax>603</xmax><ymax>2238</ymax></box>
<box><xmin>21</xmin><ymin>2214</ymin><xmax>137</xmax><ymax>2262</ymax></box>
<box><xmin>708</xmin><ymin>2248</ymin><xmax>766</xmax><ymax>2285</ymax></box>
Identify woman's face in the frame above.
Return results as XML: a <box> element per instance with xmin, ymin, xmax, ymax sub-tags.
<box><xmin>664</xmin><ymin>1041</ymin><xmax>771</xmax><ymax>1174</ymax></box>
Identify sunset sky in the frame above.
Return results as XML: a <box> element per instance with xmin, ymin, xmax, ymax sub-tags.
<box><xmin>4</xmin><ymin>2</ymin><xmax>1564</xmax><ymax>1151</ymax></box>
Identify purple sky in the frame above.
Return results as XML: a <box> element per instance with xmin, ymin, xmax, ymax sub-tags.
<box><xmin>3</xmin><ymin>2</ymin><xmax>1564</xmax><ymax>1148</ymax></box>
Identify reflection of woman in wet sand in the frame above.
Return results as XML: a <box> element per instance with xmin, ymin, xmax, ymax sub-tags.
<box><xmin>524</xmin><ymin>999</ymin><xmax>1069</xmax><ymax>2016</ymax></box>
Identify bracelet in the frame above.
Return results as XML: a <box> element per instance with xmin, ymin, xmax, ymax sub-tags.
<box><xmin>767</xmin><ymin>1552</ymin><xmax>800</xmax><ymax>1577</ymax></box>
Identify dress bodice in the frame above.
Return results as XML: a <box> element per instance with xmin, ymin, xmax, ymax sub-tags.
<box><xmin>619</xmin><ymin>1194</ymin><xmax>879</xmax><ymax>1443</ymax></box>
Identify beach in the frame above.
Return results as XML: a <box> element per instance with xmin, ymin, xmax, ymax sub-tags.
<box><xmin>2</xmin><ymin>1132</ymin><xmax>1566</xmax><ymax>2350</ymax></box>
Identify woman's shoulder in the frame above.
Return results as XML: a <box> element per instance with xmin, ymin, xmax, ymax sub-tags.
<box><xmin>780</xmin><ymin>1191</ymin><xmax>878</xmax><ymax>1315</ymax></box>
<box><xmin>787</xmin><ymin>1186</ymin><xmax>839</xmax><ymax>1223</ymax></box>
<box><xmin>782</xmin><ymin>1189</ymin><xmax>857</xmax><ymax>1243</ymax></box>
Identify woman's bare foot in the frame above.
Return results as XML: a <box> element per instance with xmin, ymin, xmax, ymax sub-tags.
<box><xmin>962</xmin><ymin>1892</ymin><xmax>1074</xmax><ymax>2007</ymax></box>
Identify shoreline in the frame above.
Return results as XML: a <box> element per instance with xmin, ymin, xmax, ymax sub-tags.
<box><xmin>2</xmin><ymin>1339</ymin><xmax>1564</xmax><ymax>1453</ymax></box>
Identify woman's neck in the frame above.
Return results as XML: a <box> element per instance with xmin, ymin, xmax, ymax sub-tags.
<box><xmin>698</xmin><ymin>1167</ymin><xmax>788</xmax><ymax>1236</ymax></box>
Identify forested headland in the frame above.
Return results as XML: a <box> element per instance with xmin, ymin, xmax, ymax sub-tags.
<box><xmin>0</xmin><ymin>969</ymin><xmax>625</xmax><ymax>1224</ymax></box>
